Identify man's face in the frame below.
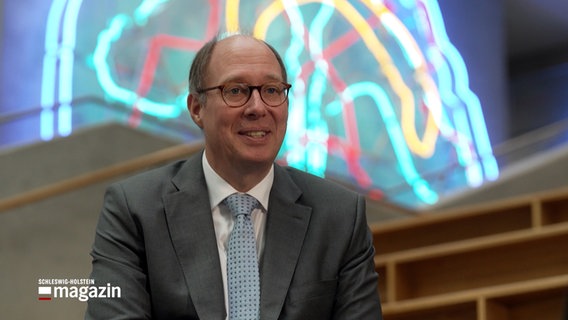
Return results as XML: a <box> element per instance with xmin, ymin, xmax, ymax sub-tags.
<box><xmin>189</xmin><ymin>36</ymin><xmax>288</xmax><ymax>177</ymax></box>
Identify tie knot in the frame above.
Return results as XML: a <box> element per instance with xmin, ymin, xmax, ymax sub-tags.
<box><xmin>223</xmin><ymin>193</ymin><xmax>259</xmax><ymax>217</ymax></box>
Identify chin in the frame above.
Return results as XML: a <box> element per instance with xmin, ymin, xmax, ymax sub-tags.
<box><xmin>241</xmin><ymin>152</ymin><xmax>276</xmax><ymax>166</ymax></box>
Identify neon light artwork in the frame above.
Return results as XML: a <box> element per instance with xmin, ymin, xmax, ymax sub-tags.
<box><xmin>41</xmin><ymin>0</ymin><xmax>83</xmax><ymax>139</ymax></box>
<box><xmin>40</xmin><ymin>0</ymin><xmax>499</xmax><ymax>207</ymax></box>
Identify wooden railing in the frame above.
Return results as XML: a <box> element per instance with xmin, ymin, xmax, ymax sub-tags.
<box><xmin>371</xmin><ymin>186</ymin><xmax>568</xmax><ymax>320</ymax></box>
<box><xmin>0</xmin><ymin>143</ymin><xmax>204</xmax><ymax>213</ymax></box>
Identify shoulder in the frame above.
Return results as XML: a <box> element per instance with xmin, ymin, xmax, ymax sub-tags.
<box><xmin>274</xmin><ymin>166</ymin><xmax>369</xmax><ymax>243</ymax></box>
<box><xmin>282</xmin><ymin>166</ymin><xmax>356</xmax><ymax>192</ymax></box>
<box><xmin>115</xmin><ymin>160</ymin><xmax>186</xmax><ymax>188</ymax></box>
<box><xmin>101</xmin><ymin>158</ymin><xmax>198</xmax><ymax>216</ymax></box>
<box><xmin>112</xmin><ymin>151</ymin><xmax>203</xmax><ymax>191</ymax></box>
<box><xmin>278</xmin><ymin>165</ymin><xmax>361</xmax><ymax>205</ymax></box>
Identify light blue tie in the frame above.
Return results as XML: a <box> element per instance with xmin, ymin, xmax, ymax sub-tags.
<box><xmin>223</xmin><ymin>193</ymin><xmax>260</xmax><ymax>320</ymax></box>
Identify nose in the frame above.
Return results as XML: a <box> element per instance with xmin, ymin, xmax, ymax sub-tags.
<box><xmin>243</xmin><ymin>88</ymin><xmax>267</xmax><ymax>118</ymax></box>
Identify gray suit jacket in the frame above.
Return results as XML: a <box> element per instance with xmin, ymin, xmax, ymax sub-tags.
<box><xmin>86</xmin><ymin>152</ymin><xmax>382</xmax><ymax>319</ymax></box>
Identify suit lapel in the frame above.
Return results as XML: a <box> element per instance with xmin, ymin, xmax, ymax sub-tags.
<box><xmin>260</xmin><ymin>165</ymin><xmax>312</xmax><ymax>320</ymax></box>
<box><xmin>164</xmin><ymin>153</ymin><xmax>226</xmax><ymax>320</ymax></box>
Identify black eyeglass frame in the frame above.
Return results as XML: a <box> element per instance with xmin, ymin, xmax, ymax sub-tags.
<box><xmin>196</xmin><ymin>82</ymin><xmax>292</xmax><ymax>107</ymax></box>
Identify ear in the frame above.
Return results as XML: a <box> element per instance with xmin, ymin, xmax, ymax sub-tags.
<box><xmin>187</xmin><ymin>93</ymin><xmax>204</xmax><ymax>129</ymax></box>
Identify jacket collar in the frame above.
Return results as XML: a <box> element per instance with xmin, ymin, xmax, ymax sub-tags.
<box><xmin>259</xmin><ymin>165</ymin><xmax>312</xmax><ymax>320</ymax></box>
<box><xmin>165</xmin><ymin>152</ymin><xmax>226</xmax><ymax>319</ymax></box>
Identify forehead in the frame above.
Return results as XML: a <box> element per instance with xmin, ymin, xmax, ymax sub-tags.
<box><xmin>208</xmin><ymin>36</ymin><xmax>283</xmax><ymax>82</ymax></box>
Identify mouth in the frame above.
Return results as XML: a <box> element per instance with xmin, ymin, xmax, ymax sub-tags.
<box><xmin>245</xmin><ymin>131</ymin><xmax>267</xmax><ymax>138</ymax></box>
<box><xmin>240</xmin><ymin>130</ymin><xmax>269</xmax><ymax>138</ymax></box>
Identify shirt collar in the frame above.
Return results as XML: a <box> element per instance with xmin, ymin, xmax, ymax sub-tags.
<box><xmin>202</xmin><ymin>151</ymin><xmax>273</xmax><ymax>210</ymax></box>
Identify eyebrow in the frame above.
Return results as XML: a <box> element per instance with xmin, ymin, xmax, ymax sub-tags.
<box><xmin>221</xmin><ymin>74</ymin><xmax>283</xmax><ymax>84</ymax></box>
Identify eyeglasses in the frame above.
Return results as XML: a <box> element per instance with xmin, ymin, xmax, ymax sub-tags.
<box><xmin>197</xmin><ymin>82</ymin><xmax>292</xmax><ymax>107</ymax></box>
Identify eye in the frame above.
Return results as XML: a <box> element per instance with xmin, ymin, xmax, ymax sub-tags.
<box><xmin>263</xmin><ymin>83</ymin><xmax>283</xmax><ymax>95</ymax></box>
<box><xmin>223</xmin><ymin>83</ymin><xmax>248</xmax><ymax>96</ymax></box>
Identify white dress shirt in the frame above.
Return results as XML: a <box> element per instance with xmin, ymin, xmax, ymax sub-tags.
<box><xmin>201</xmin><ymin>151</ymin><xmax>273</xmax><ymax>318</ymax></box>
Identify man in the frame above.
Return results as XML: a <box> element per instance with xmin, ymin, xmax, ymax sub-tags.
<box><xmin>86</xmin><ymin>33</ymin><xmax>382</xmax><ymax>319</ymax></box>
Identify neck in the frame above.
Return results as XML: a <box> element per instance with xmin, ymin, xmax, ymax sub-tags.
<box><xmin>205</xmin><ymin>153</ymin><xmax>272</xmax><ymax>192</ymax></box>
<box><xmin>223</xmin><ymin>164</ymin><xmax>272</xmax><ymax>192</ymax></box>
